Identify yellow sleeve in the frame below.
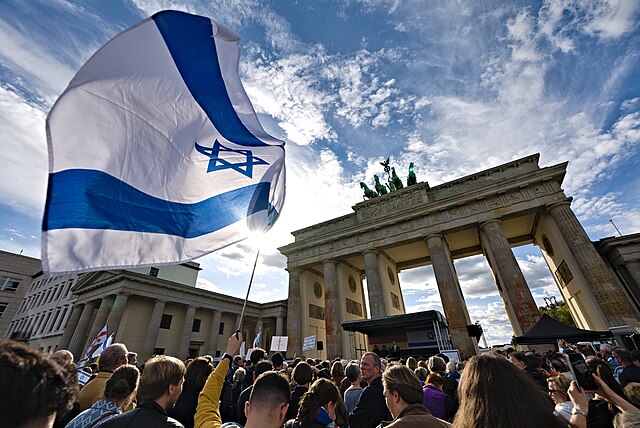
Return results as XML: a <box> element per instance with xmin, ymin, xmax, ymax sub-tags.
<box><xmin>194</xmin><ymin>357</ymin><xmax>230</xmax><ymax>428</ymax></box>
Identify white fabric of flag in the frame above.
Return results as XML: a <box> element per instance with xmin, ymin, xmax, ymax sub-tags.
<box><xmin>42</xmin><ymin>10</ymin><xmax>286</xmax><ymax>274</ymax></box>
<box><xmin>81</xmin><ymin>323</ymin><xmax>108</xmax><ymax>362</ymax></box>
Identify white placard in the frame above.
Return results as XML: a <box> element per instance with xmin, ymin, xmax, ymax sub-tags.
<box><xmin>270</xmin><ymin>336</ymin><xmax>289</xmax><ymax>352</ymax></box>
<box><xmin>303</xmin><ymin>335</ymin><xmax>317</xmax><ymax>351</ymax></box>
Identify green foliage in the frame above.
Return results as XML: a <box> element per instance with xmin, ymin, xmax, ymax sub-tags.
<box><xmin>539</xmin><ymin>301</ymin><xmax>576</xmax><ymax>327</ymax></box>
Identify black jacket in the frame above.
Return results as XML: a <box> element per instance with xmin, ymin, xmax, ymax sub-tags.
<box><xmin>168</xmin><ymin>387</ymin><xmax>199</xmax><ymax>428</ymax></box>
<box><xmin>236</xmin><ymin>385</ymin><xmax>253</xmax><ymax>426</ymax></box>
<box><xmin>102</xmin><ymin>400</ymin><xmax>184</xmax><ymax>428</ymax></box>
<box><xmin>348</xmin><ymin>377</ymin><xmax>390</xmax><ymax>428</ymax></box>
<box><xmin>286</xmin><ymin>385</ymin><xmax>308</xmax><ymax>421</ymax></box>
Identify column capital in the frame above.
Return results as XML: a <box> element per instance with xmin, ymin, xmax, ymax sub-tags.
<box><xmin>424</xmin><ymin>233</ymin><xmax>444</xmax><ymax>243</ymax></box>
<box><xmin>362</xmin><ymin>248</ymin><xmax>378</xmax><ymax>256</ymax></box>
<box><xmin>322</xmin><ymin>259</ymin><xmax>337</xmax><ymax>266</ymax></box>
<box><xmin>479</xmin><ymin>218</ymin><xmax>502</xmax><ymax>229</ymax></box>
<box><xmin>546</xmin><ymin>197</ymin><xmax>573</xmax><ymax>212</ymax></box>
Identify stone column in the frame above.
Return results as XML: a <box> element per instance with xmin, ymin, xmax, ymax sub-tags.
<box><xmin>143</xmin><ymin>300</ymin><xmax>166</xmax><ymax>359</ymax></box>
<box><xmin>276</xmin><ymin>316</ymin><xmax>284</xmax><ymax>336</ymax></box>
<box><xmin>209</xmin><ymin>311</ymin><xmax>222</xmax><ymax>355</ymax></box>
<box><xmin>363</xmin><ymin>250</ymin><xmax>386</xmax><ymax>318</ymax></box>
<box><xmin>107</xmin><ymin>293</ymin><xmax>129</xmax><ymax>340</ymax></box>
<box><xmin>425</xmin><ymin>234</ymin><xmax>478</xmax><ymax>357</ymax></box>
<box><xmin>480</xmin><ymin>219</ymin><xmax>540</xmax><ymax>335</ymax></box>
<box><xmin>83</xmin><ymin>296</ymin><xmax>114</xmax><ymax>351</ymax></box>
<box><xmin>179</xmin><ymin>306</ymin><xmax>197</xmax><ymax>359</ymax></box>
<box><xmin>286</xmin><ymin>268</ymin><xmax>302</xmax><ymax>356</ymax></box>
<box><xmin>57</xmin><ymin>304</ymin><xmax>84</xmax><ymax>350</ymax></box>
<box><xmin>323</xmin><ymin>260</ymin><xmax>342</xmax><ymax>359</ymax></box>
<box><xmin>547</xmin><ymin>200</ymin><xmax>638</xmax><ymax>324</ymax></box>
<box><xmin>68</xmin><ymin>301</ymin><xmax>97</xmax><ymax>359</ymax></box>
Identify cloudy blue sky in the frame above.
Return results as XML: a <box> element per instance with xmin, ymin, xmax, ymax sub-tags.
<box><xmin>1</xmin><ymin>0</ymin><xmax>639</xmax><ymax>346</ymax></box>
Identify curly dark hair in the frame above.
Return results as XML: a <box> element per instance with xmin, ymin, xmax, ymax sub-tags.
<box><xmin>0</xmin><ymin>340</ymin><xmax>78</xmax><ymax>427</ymax></box>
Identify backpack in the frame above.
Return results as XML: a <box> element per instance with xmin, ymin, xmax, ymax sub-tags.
<box><xmin>220</xmin><ymin>379</ymin><xmax>235</xmax><ymax>422</ymax></box>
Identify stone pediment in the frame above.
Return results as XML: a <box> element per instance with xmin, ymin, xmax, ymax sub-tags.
<box><xmin>72</xmin><ymin>270</ymin><xmax>123</xmax><ymax>294</ymax></box>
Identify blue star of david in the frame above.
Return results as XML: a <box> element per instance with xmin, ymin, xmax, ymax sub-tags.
<box><xmin>195</xmin><ymin>140</ymin><xmax>268</xmax><ymax>179</ymax></box>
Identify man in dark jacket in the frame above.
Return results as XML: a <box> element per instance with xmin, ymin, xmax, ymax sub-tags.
<box><xmin>349</xmin><ymin>352</ymin><xmax>390</xmax><ymax>428</ymax></box>
<box><xmin>102</xmin><ymin>355</ymin><xmax>186</xmax><ymax>427</ymax></box>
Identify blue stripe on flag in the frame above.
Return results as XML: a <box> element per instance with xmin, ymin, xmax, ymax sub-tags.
<box><xmin>43</xmin><ymin>169</ymin><xmax>272</xmax><ymax>238</ymax></box>
<box><xmin>152</xmin><ymin>11</ymin><xmax>268</xmax><ymax>148</ymax></box>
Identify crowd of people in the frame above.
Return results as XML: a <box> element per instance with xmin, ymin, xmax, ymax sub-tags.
<box><xmin>4</xmin><ymin>336</ymin><xmax>640</xmax><ymax>427</ymax></box>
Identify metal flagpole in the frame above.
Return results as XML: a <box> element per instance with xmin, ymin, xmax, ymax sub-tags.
<box><xmin>237</xmin><ymin>249</ymin><xmax>261</xmax><ymax>337</ymax></box>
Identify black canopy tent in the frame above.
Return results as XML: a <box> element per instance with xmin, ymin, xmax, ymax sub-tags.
<box><xmin>514</xmin><ymin>314</ymin><xmax>613</xmax><ymax>345</ymax></box>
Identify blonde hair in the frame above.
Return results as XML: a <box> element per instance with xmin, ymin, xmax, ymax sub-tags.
<box><xmin>624</xmin><ymin>383</ymin><xmax>640</xmax><ymax>407</ymax></box>
<box><xmin>139</xmin><ymin>355</ymin><xmax>186</xmax><ymax>400</ymax></box>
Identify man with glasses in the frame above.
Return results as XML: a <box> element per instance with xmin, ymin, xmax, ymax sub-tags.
<box><xmin>78</xmin><ymin>343</ymin><xmax>131</xmax><ymax>410</ymax></box>
<box><xmin>349</xmin><ymin>352</ymin><xmax>390</xmax><ymax>428</ymax></box>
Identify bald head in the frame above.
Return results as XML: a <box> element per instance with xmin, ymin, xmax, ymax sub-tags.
<box><xmin>52</xmin><ymin>349</ymin><xmax>74</xmax><ymax>365</ymax></box>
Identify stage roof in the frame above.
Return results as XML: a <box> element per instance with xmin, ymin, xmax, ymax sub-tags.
<box><xmin>341</xmin><ymin>310</ymin><xmax>446</xmax><ymax>335</ymax></box>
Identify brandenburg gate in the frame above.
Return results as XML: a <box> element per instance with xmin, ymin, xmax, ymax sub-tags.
<box><xmin>278</xmin><ymin>154</ymin><xmax>638</xmax><ymax>359</ymax></box>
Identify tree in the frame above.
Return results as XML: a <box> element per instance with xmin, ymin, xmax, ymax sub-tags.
<box><xmin>539</xmin><ymin>300</ymin><xmax>576</xmax><ymax>327</ymax></box>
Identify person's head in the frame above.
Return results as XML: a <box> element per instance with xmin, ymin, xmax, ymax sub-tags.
<box><xmin>104</xmin><ymin>364</ymin><xmax>140</xmax><ymax>408</ymax></box>
<box><xmin>546</xmin><ymin>375</ymin><xmax>571</xmax><ymax>405</ymax></box>
<box><xmin>624</xmin><ymin>383</ymin><xmax>640</xmax><ymax>406</ymax></box>
<box><xmin>427</xmin><ymin>355</ymin><xmax>446</xmax><ymax>374</ymax></box>
<box><xmin>446</xmin><ymin>360</ymin><xmax>458</xmax><ymax>374</ymax></box>
<box><xmin>414</xmin><ymin>367</ymin><xmax>428</xmax><ymax>382</ymax></box>
<box><xmin>245</xmin><ymin>371</ymin><xmax>291</xmax><ymax>427</ymax></box>
<box><xmin>184</xmin><ymin>356</ymin><xmax>213</xmax><ymax>391</ymax></box>
<box><xmin>331</xmin><ymin>360</ymin><xmax>345</xmax><ymax>378</ymax></box>
<box><xmin>298</xmin><ymin>378</ymin><xmax>340</xmax><ymax>426</ymax></box>
<box><xmin>345</xmin><ymin>362</ymin><xmax>361</xmax><ymax>383</ymax></box>
<box><xmin>253</xmin><ymin>360</ymin><xmax>274</xmax><ymax>380</ymax></box>
<box><xmin>98</xmin><ymin>343</ymin><xmax>128</xmax><ymax>371</ymax></box>
<box><xmin>614</xmin><ymin>410</ymin><xmax>640</xmax><ymax>427</ymax></box>
<box><xmin>234</xmin><ymin>367</ymin><xmax>246</xmax><ymax>383</ymax></box>
<box><xmin>382</xmin><ymin>364</ymin><xmax>423</xmax><ymax>417</ymax></box>
<box><xmin>613</xmin><ymin>347</ymin><xmax>633</xmax><ymax>366</ymax></box>
<box><xmin>453</xmin><ymin>354</ymin><xmax>565</xmax><ymax>428</ymax></box>
<box><xmin>508</xmin><ymin>351</ymin><xmax>529</xmax><ymax>370</ymax></box>
<box><xmin>0</xmin><ymin>340</ymin><xmax>78</xmax><ymax>428</ymax></box>
<box><xmin>233</xmin><ymin>355</ymin><xmax>244</xmax><ymax>367</ymax></box>
<box><xmin>360</xmin><ymin>352</ymin><xmax>382</xmax><ymax>384</ymax></box>
<box><xmin>586</xmin><ymin>356</ymin><xmax>625</xmax><ymax>402</ymax></box>
<box><xmin>250</xmin><ymin>348</ymin><xmax>266</xmax><ymax>365</ymax></box>
<box><xmin>405</xmin><ymin>357</ymin><xmax>417</xmax><ymax>371</ymax></box>
<box><xmin>271</xmin><ymin>352</ymin><xmax>284</xmax><ymax>369</ymax></box>
<box><xmin>52</xmin><ymin>349</ymin><xmax>74</xmax><ymax>365</ymax></box>
<box><xmin>292</xmin><ymin>361</ymin><xmax>313</xmax><ymax>386</ymax></box>
<box><xmin>426</xmin><ymin>372</ymin><xmax>444</xmax><ymax>389</ymax></box>
<box><xmin>139</xmin><ymin>355</ymin><xmax>186</xmax><ymax>410</ymax></box>
<box><xmin>600</xmin><ymin>344</ymin><xmax>613</xmax><ymax>358</ymax></box>
<box><xmin>126</xmin><ymin>352</ymin><xmax>138</xmax><ymax>366</ymax></box>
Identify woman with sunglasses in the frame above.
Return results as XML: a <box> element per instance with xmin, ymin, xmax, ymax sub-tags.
<box><xmin>547</xmin><ymin>375</ymin><xmax>574</xmax><ymax>422</ymax></box>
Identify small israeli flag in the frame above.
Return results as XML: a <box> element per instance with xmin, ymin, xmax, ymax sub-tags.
<box><xmin>42</xmin><ymin>11</ymin><xmax>285</xmax><ymax>274</ymax></box>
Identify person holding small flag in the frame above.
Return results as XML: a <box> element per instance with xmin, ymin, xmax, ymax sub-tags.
<box><xmin>78</xmin><ymin>344</ymin><xmax>132</xmax><ymax>411</ymax></box>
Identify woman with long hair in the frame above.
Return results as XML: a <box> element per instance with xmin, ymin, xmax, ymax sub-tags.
<box><xmin>585</xmin><ymin>356</ymin><xmax>623</xmax><ymax>427</ymax></box>
<box><xmin>65</xmin><ymin>365</ymin><xmax>139</xmax><ymax>428</ymax></box>
<box><xmin>331</xmin><ymin>361</ymin><xmax>345</xmax><ymax>387</ymax></box>
<box><xmin>285</xmin><ymin>378</ymin><xmax>342</xmax><ymax>428</ymax></box>
<box><xmin>452</xmin><ymin>353</ymin><xmax>566</xmax><ymax>428</ymax></box>
<box><xmin>169</xmin><ymin>357</ymin><xmax>213</xmax><ymax>428</ymax></box>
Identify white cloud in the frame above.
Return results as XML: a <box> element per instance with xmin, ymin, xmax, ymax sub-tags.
<box><xmin>0</xmin><ymin>86</ymin><xmax>48</xmax><ymax>216</ymax></box>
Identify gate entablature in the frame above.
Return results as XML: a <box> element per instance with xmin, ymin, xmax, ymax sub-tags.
<box><xmin>280</xmin><ymin>153</ymin><xmax>567</xmax><ymax>270</ymax></box>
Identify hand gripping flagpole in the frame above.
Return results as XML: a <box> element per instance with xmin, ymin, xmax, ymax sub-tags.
<box><xmin>237</xmin><ymin>249</ymin><xmax>260</xmax><ymax>339</ymax></box>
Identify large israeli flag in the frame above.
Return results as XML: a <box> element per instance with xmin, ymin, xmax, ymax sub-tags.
<box><xmin>42</xmin><ymin>11</ymin><xmax>285</xmax><ymax>275</ymax></box>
